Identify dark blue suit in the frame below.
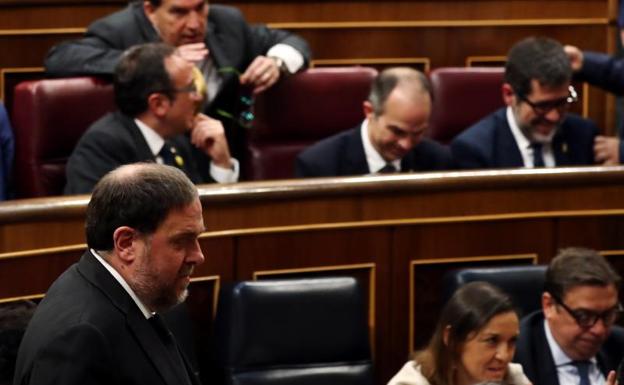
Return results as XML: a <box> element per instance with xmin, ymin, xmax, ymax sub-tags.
<box><xmin>577</xmin><ymin>51</ymin><xmax>624</xmax><ymax>96</ymax></box>
<box><xmin>0</xmin><ymin>103</ymin><xmax>14</xmax><ymax>200</ymax></box>
<box><xmin>514</xmin><ymin>311</ymin><xmax>624</xmax><ymax>385</ymax></box>
<box><xmin>451</xmin><ymin>108</ymin><xmax>599</xmax><ymax>169</ymax></box>
<box><xmin>295</xmin><ymin>125</ymin><xmax>452</xmax><ymax>177</ymax></box>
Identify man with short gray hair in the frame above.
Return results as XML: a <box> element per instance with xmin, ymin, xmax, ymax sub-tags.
<box><xmin>14</xmin><ymin>163</ymin><xmax>205</xmax><ymax>385</ymax></box>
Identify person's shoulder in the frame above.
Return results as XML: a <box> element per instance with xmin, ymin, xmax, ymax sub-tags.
<box><xmin>208</xmin><ymin>4</ymin><xmax>245</xmax><ymax>22</ymax></box>
<box><xmin>90</xmin><ymin>3</ymin><xmax>137</xmax><ymax>29</ymax></box>
<box><xmin>506</xmin><ymin>362</ymin><xmax>531</xmax><ymax>385</ymax></box>
<box><xmin>562</xmin><ymin>113</ymin><xmax>598</xmax><ymax>131</ymax></box>
<box><xmin>299</xmin><ymin>127</ymin><xmax>359</xmax><ymax>158</ymax></box>
<box><xmin>387</xmin><ymin>360</ymin><xmax>430</xmax><ymax>385</ymax></box>
<box><xmin>453</xmin><ymin>108</ymin><xmax>506</xmax><ymax>143</ymax></box>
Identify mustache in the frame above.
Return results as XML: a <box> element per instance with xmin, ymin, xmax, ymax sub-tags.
<box><xmin>179</xmin><ymin>264</ymin><xmax>194</xmax><ymax>277</ymax></box>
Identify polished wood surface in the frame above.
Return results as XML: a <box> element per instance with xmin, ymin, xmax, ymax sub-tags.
<box><xmin>0</xmin><ymin>0</ymin><xmax>618</xmax><ymax>131</ymax></box>
<box><xmin>2</xmin><ymin>167</ymin><xmax>624</xmax><ymax>383</ymax></box>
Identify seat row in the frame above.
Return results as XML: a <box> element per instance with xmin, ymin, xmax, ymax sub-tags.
<box><xmin>0</xmin><ymin>267</ymin><xmax>551</xmax><ymax>385</ymax></box>
<box><xmin>10</xmin><ymin>66</ymin><xmax>505</xmax><ymax>198</ymax></box>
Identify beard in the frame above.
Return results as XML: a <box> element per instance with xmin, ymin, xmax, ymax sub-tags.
<box><xmin>130</xmin><ymin>244</ymin><xmax>191</xmax><ymax>313</ymax></box>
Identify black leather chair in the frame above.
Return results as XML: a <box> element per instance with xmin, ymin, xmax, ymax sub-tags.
<box><xmin>214</xmin><ymin>277</ymin><xmax>373</xmax><ymax>385</ymax></box>
<box><xmin>442</xmin><ymin>265</ymin><xmax>547</xmax><ymax>317</ymax></box>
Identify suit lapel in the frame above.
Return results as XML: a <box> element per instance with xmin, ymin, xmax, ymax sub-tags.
<box><xmin>343</xmin><ymin>127</ymin><xmax>372</xmax><ymax>175</ymax></box>
<box><xmin>77</xmin><ymin>251</ymin><xmax>193</xmax><ymax>385</ymax></box>
<box><xmin>536</xmin><ymin>319</ymin><xmax>561</xmax><ymax>385</ymax></box>
<box><xmin>497</xmin><ymin>112</ymin><xmax>525</xmax><ymax>167</ymax></box>
<box><xmin>117</xmin><ymin>112</ymin><xmax>159</xmax><ymax>162</ymax></box>
<box><xmin>552</xmin><ymin>129</ymin><xmax>572</xmax><ymax>166</ymax></box>
<box><xmin>205</xmin><ymin>22</ymin><xmax>236</xmax><ymax>98</ymax></box>
<box><xmin>127</xmin><ymin>311</ymin><xmax>193</xmax><ymax>385</ymax></box>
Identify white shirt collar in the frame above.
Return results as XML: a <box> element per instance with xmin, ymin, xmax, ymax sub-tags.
<box><xmin>134</xmin><ymin>118</ymin><xmax>165</xmax><ymax>158</ymax></box>
<box><xmin>90</xmin><ymin>249</ymin><xmax>153</xmax><ymax>319</ymax></box>
<box><xmin>506</xmin><ymin>107</ymin><xmax>556</xmax><ymax>167</ymax></box>
<box><xmin>360</xmin><ymin>120</ymin><xmax>401</xmax><ymax>174</ymax></box>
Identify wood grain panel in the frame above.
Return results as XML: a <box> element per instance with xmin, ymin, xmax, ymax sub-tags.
<box><xmin>388</xmin><ymin>220</ymin><xmax>552</xmax><ymax>376</ymax></box>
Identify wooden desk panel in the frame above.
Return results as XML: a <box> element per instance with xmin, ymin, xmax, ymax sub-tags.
<box><xmin>2</xmin><ymin>167</ymin><xmax>624</xmax><ymax>384</ymax></box>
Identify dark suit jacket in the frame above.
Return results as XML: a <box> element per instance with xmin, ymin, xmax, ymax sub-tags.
<box><xmin>295</xmin><ymin>125</ymin><xmax>452</xmax><ymax>177</ymax></box>
<box><xmin>514</xmin><ymin>311</ymin><xmax>624</xmax><ymax>385</ymax></box>
<box><xmin>0</xmin><ymin>102</ymin><xmax>13</xmax><ymax>200</ymax></box>
<box><xmin>576</xmin><ymin>51</ymin><xmax>624</xmax><ymax>96</ymax></box>
<box><xmin>64</xmin><ymin>111</ymin><xmax>214</xmax><ymax>195</ymax></box>
<box><xmin>13</xmin><ymin>251</ymin><xmax>201</xmax><ymax>385</ymax></box>
<box><xmin>44</xmin><ymin>2</ymin><xmax>311</xmax><ymax>162</ymax></box>
<box><xmin>451</xmin><ymin>108</ymin><xmax>602</xmax><ymax>169</ymax></box>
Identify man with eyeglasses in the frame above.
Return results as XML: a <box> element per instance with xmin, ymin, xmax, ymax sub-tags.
<box><xmin>514</xmin><ymin>247</ymin><xmax>624</xmax><ymax>385</ymax></box>
<box><xmin>451</xmin><ymin>36</ymin><xmax>623</xmax><ymax>169</ymax></box>
<box><xmin>65</xmin><ymin>43</ymin><xmax>238</xmax><ymax>195</ymax></box>
<box><xmin>44</xmin><ymin>0</ymin><xmax>311</xmax><ymax>167</ymax></box>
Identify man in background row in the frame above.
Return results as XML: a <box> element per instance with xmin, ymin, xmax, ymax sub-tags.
<box><xmin>65</xmin><ymin>43</ymin><xmax>236</xmax><ymax>194</ymax></box>
<box><xmin>295</xmin><ymin>67</ymin><xmax>452</xmax><ymax>177</ymax></box>
<box><xmin>46</xmin><ymin>0</ymin><xmax>311</xmax><ymax>161</ymax></box>
<box><xmin>452</xmin><ymin>37</ymin><xmax>622</xmax><ymax>169</ymax></box>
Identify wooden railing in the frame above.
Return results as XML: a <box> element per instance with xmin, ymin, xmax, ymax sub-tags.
<box><xmin>2</xmin><ymin>167</ymin><xmax>624</xmax><ymax>383</ymax></box>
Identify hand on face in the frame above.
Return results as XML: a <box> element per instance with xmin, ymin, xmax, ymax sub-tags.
<box><xmin>190</xmin><ymin>113</ymin><xmax>232</xmax><ymax>168</ymax></box>
<box><xmin>175</xmin><ymin>42</ymin><xmax>209</xmax><ymax>63</ymax></box>
<box><xmin>594</xmin><ymin>135</ymin><xmax>620</xmax><ymax>165</ymax></box>
<box><xmin>239</xmin><ymin>55</ymin><xmax>281</xmax><ymax>95</ymax></box>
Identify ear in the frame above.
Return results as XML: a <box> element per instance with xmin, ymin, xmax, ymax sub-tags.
<box><xmin>148</xmin><ymin>92</ymin><xmax>170</xmax><ymax>118</ymax></box>
<box><xmin>143</xmin><ymin>1</ymin><xmax>157</xmax><ymax>22</ymax></box>
<box><xmin>113</xmin><ymin>226</ymin><xmax>140</xmax><ymax>264</ymax></box>
<box><xmin>442</xmin><ymin>325</ymin><xmax>451</xmax><ymax>346</ymax></box>
<box><xmin>363</xmin><ymin>100</ymin><xmax>375</xmax><ymax>120</ymax></box>
<box><xmin>542</xmin><ymin>291</ymin><xmax>555</xmax><ymax>318</ymax></box>
<box><xmin>502</xmin><ymin>83</ymin><xmax>516</xmax><ymax>107</ymax></box>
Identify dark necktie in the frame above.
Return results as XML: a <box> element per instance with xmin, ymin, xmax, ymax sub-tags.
<box><xmin>149</xmin><ymin>314</ymin><xmax>192</xmax><ymax>385</ymax></box>
<box><xmin>377</xmin><ymin>163</ymin><xmax>398</xmax><ymax>174</ymax></box>
<box><xmin>572</xmin><ymin>360</ymin><xmax>591</xmax><ymax>385</ymax></box>
<box><xmin>159</xmin><ymin>142</ymin><xmax>185</xmax><ymax>170</ymax></box>
<box><xmin>531</xmin><ymin>142</ymin><xmax>545</xmax><ymax>168</ymax></box>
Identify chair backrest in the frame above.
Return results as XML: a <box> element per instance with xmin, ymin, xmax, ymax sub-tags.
<box><xmin>245</xmin><ymin>66</ymin><xmax>378</xmax><ymax>180</ymax></box>
<box><xmin>442</xmin><ymin>265</ymin><xmax>547</xmax><ymax>317</ymax></box>
<box><xmin>428</xmin><ymin>67</ymin><xmax>505</xmax><ymax>144</ymax></box>
<box><xmin>12</xmin><ymin>77</ymin><xmax>114</xmax><ymax>198</ymax></box>
<box><xmin>214</xmin><ymin>277</ymin><xmax>373</xmax><ymax>385</ymax></box>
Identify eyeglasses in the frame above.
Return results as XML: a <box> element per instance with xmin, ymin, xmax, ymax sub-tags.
<box><xmin>549</xmin><ymin>292</ymin><xmax>623</xmax><ymax>328</ymax></box>
<box><xmin>172</xmin><ymin>82</ymin><xmax>200</xmax><ymax>96</ymax></box>
<box><xmin>517</xmin><ymin>85</ymin><xmax>578</xmax><ymax>116</ymax></box>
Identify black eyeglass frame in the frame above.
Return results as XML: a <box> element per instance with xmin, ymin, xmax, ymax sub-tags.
<box><xmin>517</xmin><ymin>85</ymin><xmax>578</xmax><ymax>116</ymax></box>
<box><xmin>549</xmin><ymin>291</ymin><xmax>623</xmax><ymax>329</ymax></box>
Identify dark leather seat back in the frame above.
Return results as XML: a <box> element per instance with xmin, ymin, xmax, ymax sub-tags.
<box><xmin>214</xmin><ymin>277</ymin><xmax>373</xmax><ymax>385</ymax></box>
<box><xmin>428</xmin><ymin>67</ymin><xmax>505</xmax><ymax>144</ymax></box>
<box><xmin>246</xmin><ymin>67</ymin><xmax>378</xmax><ymax>180</ymax></box>
<box><xmin>443</xmin><ymin>265</ymin><xmax>547</xmax><ymax>317</ymax></box>
<box><xmin>12</xmin><ymin>77</ymin><xmax>114</xmax><ymax>198</ymax></box>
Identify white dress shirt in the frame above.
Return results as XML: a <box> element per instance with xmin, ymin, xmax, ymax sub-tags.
<box><xmin>134</xmin><ymin>118</ymin><xmax>239</xmax><ymax>183</ymax></box>
<box><xmin>91</xmin><ymin>249</ymin><xmax>152</xmax><ymax>319</ymax></box>
<box><xmin>360</xmin><ymin>120</ymin><xmax>401</xmax><ymax>174</ymax></box>
<box><xmin>506</xmin><ymin>107</ymin><xmax>556</xmax><ymax>167</ymax></box>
